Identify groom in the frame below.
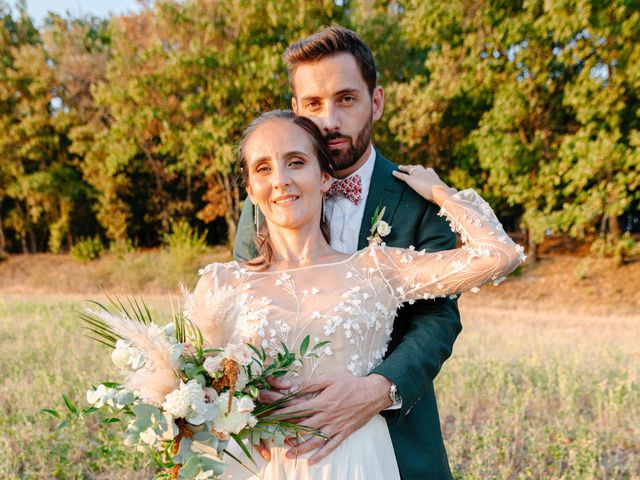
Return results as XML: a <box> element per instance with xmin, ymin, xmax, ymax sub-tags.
<box><xmin>234</xmin><ymin>25</ymin><xmax>461</xmax><ymax>480</ymax></box>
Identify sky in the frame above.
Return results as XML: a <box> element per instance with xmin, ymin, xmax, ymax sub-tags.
<box><xmin>21</xmin><ymin>0</ymin><xmax>142</xmax><ymax>24</ymax></box>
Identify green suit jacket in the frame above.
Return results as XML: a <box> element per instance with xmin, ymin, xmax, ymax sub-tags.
<box><xmin>233</xmin><ymin>152</ymin><xmax>461</xmax><ymax>480</ymax></box>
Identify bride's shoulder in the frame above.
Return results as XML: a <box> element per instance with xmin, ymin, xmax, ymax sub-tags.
<box><xmin>198</xmin><ymin>260</ymin><xmax>242</xmax><ymax>277</ymax></box>
<box><xmin>195</xmin><ymin>260</ymin><xmax>246</xmax><ymax>289</ymax></box>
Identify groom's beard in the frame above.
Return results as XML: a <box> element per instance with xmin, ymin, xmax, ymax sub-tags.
<box><xmin>324</xmin><ymin>115</ymin><xmax>372</xmax><ymax>171</ymax></box>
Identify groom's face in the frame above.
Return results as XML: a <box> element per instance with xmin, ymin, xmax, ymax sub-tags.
<box><xmin>291</xmin><ymin>53</ymin><xmax>384</xmax><ymax>175</ymax></box>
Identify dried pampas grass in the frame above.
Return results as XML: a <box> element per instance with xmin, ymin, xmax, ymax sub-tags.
<box><xmin>85</xmin><ymin>308</ymin><xmax>180</xmax><ymax>406</ymax></box>
<box><xmin>182</xmin><ymin>280</ymin><xmax>240</xmax><ymax>348</ymax></box>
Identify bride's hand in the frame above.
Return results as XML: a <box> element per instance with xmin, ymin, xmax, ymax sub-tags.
<box><xmin>392</xmin><ymin>165</ymin><xmax>456</xmax><ymax>204</ymax></box>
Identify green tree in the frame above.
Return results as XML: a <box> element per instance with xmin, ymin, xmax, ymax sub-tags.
<box><xmin>387</xmin><ymin>0</ymin><xmax>640</xmax><ymax>260</ymax></box>
<box><xmin>0</xmin><ymin>3</ymin><xmax>79</xmax><ymax>253</ymax></box>
<box><xmin>83</xmin><ymin>0</ymin><xmax>347</xmax><ymax>245</ymax></box>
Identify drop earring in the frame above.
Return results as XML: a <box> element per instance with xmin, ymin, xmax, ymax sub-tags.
<box><xmin>254</xmin><ymin>205</ymin><xmax>259</xmax><ymax>234</ymax></box>
<box><xmin>322</xmin><ymin>194</ymin><xmax>327</xmax><ymax>223</ymax></box>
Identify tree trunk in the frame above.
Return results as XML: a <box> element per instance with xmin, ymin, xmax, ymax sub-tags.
<box><xmin>225</xmin><ymin>212</ymin><xmax>237</xmax><ymax>248</ymax></box>
<box><xmin>0</xmin><ymin>215</ymin><xmax>6</xmax><ymax>253</ymax></box>
<box><xmin>527</xmin><ymin>228</ymin><xmax>538</xmax><ymax>263</ymax></box>
<box><xmin>220</xmin><ymin>172</ymin><xmax>241</xmax><ymax>247</ymax></box>
<box><xmin>66</xmin><ymin>230</ymin><xmax>73</xmax><ymax>253</ymax></box>
<box><xmin>28</xmin><ymin>229</ymin><xmax>37</xmax><ymax>253</ymax></box>
<box><xmin>608</xmin><ymin>214</ymin><xmax>622</xmax><ymax>238</ymax></box>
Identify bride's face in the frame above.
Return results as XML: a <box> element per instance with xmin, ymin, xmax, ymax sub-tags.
<box><xmin>244</xmin><ymin>119</ymin><xmax>332</xmax><ymax>232</ymax></box>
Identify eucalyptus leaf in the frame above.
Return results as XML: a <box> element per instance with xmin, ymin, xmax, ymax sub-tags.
<box><xmin>299</xmin><ymin>335</ymin><xmax>310</xmax><ymax>357</ymax></box>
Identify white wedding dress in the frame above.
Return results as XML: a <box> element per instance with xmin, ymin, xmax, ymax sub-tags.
<box><xmin>189</xmin><ymin>189</ymin><xmax>525</xmax><ymax>480</ymax></box>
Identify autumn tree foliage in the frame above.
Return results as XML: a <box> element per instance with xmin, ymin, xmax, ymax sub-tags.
<box><xmin>0</xmin><ymin>0</ymin><xmax>637</xmax><ymax>260</ymax></box>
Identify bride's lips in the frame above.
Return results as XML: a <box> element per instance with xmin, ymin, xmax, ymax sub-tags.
<box><xmin>272</xmin><ymin>194</ymin><xmax>300</xmax><ymax>205</ymax></box>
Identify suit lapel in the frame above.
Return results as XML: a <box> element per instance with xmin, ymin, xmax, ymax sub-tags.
<box><xmin>357</xmin><ymin>151</ymin><xmax>404</xmax><ymax>249</ymax></box>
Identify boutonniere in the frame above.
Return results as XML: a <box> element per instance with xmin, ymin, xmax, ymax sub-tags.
<box><xmin>367</xmin><ymin>206</ymin><xmax>392</xmax><ymax>245</ymax></box>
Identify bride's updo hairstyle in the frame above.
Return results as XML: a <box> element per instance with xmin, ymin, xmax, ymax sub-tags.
<box><xmin>238</xmin><ymin>109</ymin><xmax>334</xmax><ymax>270</ymax></box>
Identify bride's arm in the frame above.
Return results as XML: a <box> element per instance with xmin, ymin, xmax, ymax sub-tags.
<box><xmin>372</xmin><ymin>166</ymin><xmax>525</xmax><ymax>301</ymax></box>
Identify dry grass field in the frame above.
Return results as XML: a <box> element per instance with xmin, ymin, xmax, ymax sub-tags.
<box><xmin>0</xmin><ymin>253</ymin><xmax>638</xmax><ymax>479</ymax></box>
<box><xmin>441</xmin><ymin>295</ymin><xmax>639</xmax><ymax>479</ymax></box>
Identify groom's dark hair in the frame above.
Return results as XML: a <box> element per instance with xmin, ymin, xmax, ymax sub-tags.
<box><xmin>284</xmin><ymin>25</ymin><xmax>377</xmax><ymax>96</ymax></box>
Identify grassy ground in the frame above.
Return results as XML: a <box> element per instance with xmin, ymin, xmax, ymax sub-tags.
<box><xmin>0</xmin><ymin>246</ymin><xmax>232</xmax><ymax>295</ymax></box>
<box><xmin>0</xmin><ymin>295</ymin><xmax>165</xmax><ymax>479</ymax></box>
<box><xmin>0</xmin><ymin>254</ymin><xmax>638</xmax><ymax>479</ymax></box>
<box><xmin>440</xmin><ymin>296</ymin><xmax>639</xmax><ymax>479</ymax></box>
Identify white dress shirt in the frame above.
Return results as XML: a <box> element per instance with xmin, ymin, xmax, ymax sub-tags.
<box><xmin>326</xmin><ymin>146</ymin><xmax>377</xmax><ymax>254</ymax></box>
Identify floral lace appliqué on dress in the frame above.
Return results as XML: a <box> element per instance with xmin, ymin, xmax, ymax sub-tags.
<box><xmin>187</xmin><ymin>189</ymin><xmax>525</xmax><ymax>385</ymax></box>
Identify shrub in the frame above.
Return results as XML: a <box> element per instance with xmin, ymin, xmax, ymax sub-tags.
<box><xmin>108</xmin><ymin>238</ymin><xmax>137</xmax><ymax>259</ymax></box>
<box><xmin>71</xmin><ymin>236</ymin><xmax>104</xmax><ymax>261</ymax></box>
<box><xmin>591</xmin><ymin>233</ymin><xmax>640</xmax><ymax>266</ymax></box>
<box><xmin>163</xmin><ymin>220</ymin><xmax>208</xmax><ymax>261</ymax></box>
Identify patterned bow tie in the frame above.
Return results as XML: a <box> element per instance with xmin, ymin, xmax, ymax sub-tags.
<box><xmin>326</xmin><ymin>175</ymin><xmax>363</xmax><ymax>205</ymax></box>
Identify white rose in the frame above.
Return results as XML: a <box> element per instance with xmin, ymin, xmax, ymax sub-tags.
<box><xmin>203</xmin><ymin>355</ymin><xmax>224</xmax><ymax>376</ymax></box>
<box><xmin>224</xmin><ymin>344</ymin><xmax>252</xmax><ymax>366</ymax></box>
<box><xmin>376</xmin><ymin>220</ymin><xmax>392</xmax><ymax>237</ymax></box>
<box><xmin>213</xmin><ymin>392</ymin><xmax>252</xmax><ymax>434</ymax></box>
<box><xmin>162</xmin><ymin>380</ymin><xmax>218</xmax><ymax>426</ymax></box>
<box><xmin>236</xmin><ymin>395</ymin><xmax>255</xmax><ymax>414</ymax></box>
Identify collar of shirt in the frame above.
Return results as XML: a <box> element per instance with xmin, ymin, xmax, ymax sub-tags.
<box><xmin>325</xmin><ymin>146</ymin><xmax>377</xmax><ymax>254</ymax></box>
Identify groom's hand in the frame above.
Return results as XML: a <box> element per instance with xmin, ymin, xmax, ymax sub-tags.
<box><xmin>278</xmin><ymin>373</ymin><xmax>392</xmax><ymax>464</ymax></box>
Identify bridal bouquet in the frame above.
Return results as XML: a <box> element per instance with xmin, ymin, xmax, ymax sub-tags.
<box><xmin>44</xmin><ymin>296</ymin><xmax>328</xmax><ymax>479</ymax></box>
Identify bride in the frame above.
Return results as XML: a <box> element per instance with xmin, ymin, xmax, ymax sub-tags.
<box><xmin>188</xmin><ymin>109</ymin><xmax>524</xmax><ymax>479</ymax></box>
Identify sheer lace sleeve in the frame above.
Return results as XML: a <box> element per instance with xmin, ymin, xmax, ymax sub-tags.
<box><xmin>370</xmin><ymin>188</ymin><xmax>525</xmax><ymax>303</ymax></box>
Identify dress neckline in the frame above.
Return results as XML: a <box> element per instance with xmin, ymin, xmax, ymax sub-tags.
<box><xmin>239</xmin><ymin>249</ymin><xmax>363</xmax><ymax>275</ymax></box>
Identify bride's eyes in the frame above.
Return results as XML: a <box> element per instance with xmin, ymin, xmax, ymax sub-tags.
<box><xmin>288</xmin><ymin>158</ymin><xmax>305</xmax><ymax>167</ymax></box>
<box><xmin>254</xmin><ymin>158</ymin><xmax>305</xmax><ymax>174</ymax></box>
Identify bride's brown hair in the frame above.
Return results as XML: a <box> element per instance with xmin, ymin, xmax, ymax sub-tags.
<box><xmin>237</xmin><ymin>110</ymin><xmax>334</xmax><ymax>271</ymax></box>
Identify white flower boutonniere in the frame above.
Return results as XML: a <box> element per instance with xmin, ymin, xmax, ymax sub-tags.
<box><xmin>368</xmin><ymin>206</ymin><xmax>392</xmax><ymax>245</ymax></box>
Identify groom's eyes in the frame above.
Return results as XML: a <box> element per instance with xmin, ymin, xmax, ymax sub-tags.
<box><xmin>340</xmin><ymin>95</ymin><xmax>356</xmax><ymax>105</ymax></box>
<box><xmin>304</xmin><ymin>100</ymin><xmax>321</xmax><ymax>112</ymax></box>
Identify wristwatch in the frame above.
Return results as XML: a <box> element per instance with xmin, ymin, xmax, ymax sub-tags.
<box><xmin>389</xmin><ymin>383</ymin><xmax>402</xmax><ymax>407</ymax></box>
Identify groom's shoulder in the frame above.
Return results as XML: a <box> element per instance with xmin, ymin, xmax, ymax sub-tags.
<box><xmin>373</xmin><ymin>150</ymin><xmax>428</xmax><ymax>208</ymax></box>
<box><xmin>373</xmin><ymin>150</ymin><xmax>455</xmax><ymax>250</ymax></box>
<box><xmin>373</xmin><ymin>150</ymin><xmax>397</xmax><ymax>173</ymax></box>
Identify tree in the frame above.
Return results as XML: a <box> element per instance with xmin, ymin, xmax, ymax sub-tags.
<box><xmin>83</xmin><ymin>0</ymin><xmax>347</xmax><ymax>245</ymax></box>
<box><xmin>387</xmin><ymin>0</ymin><xmax>640</xmax><ymax>260</ymax></box>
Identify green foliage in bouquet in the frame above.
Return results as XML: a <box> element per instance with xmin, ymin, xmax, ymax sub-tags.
<box><xmin>44</xmin><ymin>295</ymin><xmax>328</xmax><ymax>479</ymax></box>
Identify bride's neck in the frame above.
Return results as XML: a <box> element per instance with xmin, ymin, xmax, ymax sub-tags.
<box><xmin>267</xmin><ymin>223</ymin><xmax>333</xmax><ymax>268</ymax></box>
